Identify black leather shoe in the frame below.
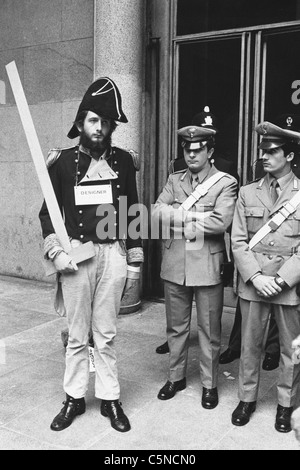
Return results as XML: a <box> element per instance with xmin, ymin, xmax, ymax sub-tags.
<box><xmin>262</xmin><ymin>353</ymin><xmax>280</xmax><ymax>371</ymax></box>
<box><xmin>101</xmin><ymin>400</ymin><xmax>131</xmax><ymax>432</ymax></box>
<box><xmin>232</xmin><ymin>401</ymin><xmax>256</xmax><ymax>426</ymax></box>
<box><xmin>219</xmin><ymin>348</ymin><xmax>240</xmax><ymax>364</ymax></box>
<box><xmin>156</xmin><ymin>341</ymin><xmax>169</xmax><ymax>354</ymax></box>
<box><xmin>202</xmin><ymin>387</ymin><xmax>219</xmax><ymax>409</ymax></box>
<box><xmin>157</xmin><ymin>378</ymin><xmax>186</xmax><ymax>400</ymax></box>
<box><xmin>50</xmin><ymin>395</ymin><xmax>86</xmax><ymax>431</ymax></box>
<box><xmin>275</xmin><ymin>405</ymin><xmax>293</xmax><ymax>433</ymax></box>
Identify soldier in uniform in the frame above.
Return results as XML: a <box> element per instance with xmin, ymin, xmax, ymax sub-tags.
<box><xmin>152</xmin><ymin>124</ymin><xmax>237</xmax><ymax>408</ymax></box>
<box><xmin>39</xmin><ymin>77</ymin><xmax>143</xmax><ymax>432</ymax></box>
<box><xmin>156</xmin><ymin>106</ymin><xmax>238</xmax><ymax>356</ymax></box>
<box><xmin>231</xmin><ymin>114</ymin><xmax>300</xmax><ymax>433</ymax></box>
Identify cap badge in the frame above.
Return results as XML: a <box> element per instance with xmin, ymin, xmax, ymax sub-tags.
<box><xmin>189</xmin><ymin>127</ymin><xmax>196</xmax><ymax>138</ymax></box>
<box><xmin>286</xmin><ymin>116</ymin><xmax>293</xmax><ymax>127</ymax></box>
<box><xmin>204</xmin><ymin>115</ymin><xmax>213</xmax><ymax>126</ymax></box>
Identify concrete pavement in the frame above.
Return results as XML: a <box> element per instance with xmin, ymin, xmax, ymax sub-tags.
<box><xmin>0</xmin><ymin>274</ymin><xmax>299</xmax><ymax>450</ymax></box>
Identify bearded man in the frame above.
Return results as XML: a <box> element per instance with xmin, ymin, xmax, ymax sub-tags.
<box><xmin>39</xmin><ymin>77</ymin><xmax>143</xmax><ymax>433</ymax></box>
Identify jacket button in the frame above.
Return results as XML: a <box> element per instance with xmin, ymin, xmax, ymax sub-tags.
<box><xmin>186</xmin><ymin>239</ymin><xmax>190</xmax><ymax>243</ymax></box>
<box><xmin>269</xmin><ymin>241</ymin><xmax>274</xmax><ymax>246</ymax></box>
<box><xmin>80</xmin><ymin>235</ymin><xmax>84</xmax><ymax>239</ymax></box>
<box><xmin>117</xmin><ymin>185</ymin><xmax>120</xmax><ymax>189</ymax></box>
<box><xmin>79</xmin><ymin>210</ymin><xmax>83</xmax><ymax>214</ymax></box>
<box><xmin>79</xmin><ymin>223</ymin><xmax>83</xmax><ymax>227</ymax></box>
<box><xmin>268</xmin><ymin>255</ymin><xmax>273</xmax><ymax>260</ymax></box>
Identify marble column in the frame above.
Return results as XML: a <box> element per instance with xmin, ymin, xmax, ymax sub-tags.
<box><xmin>94</xmin><ymin>0</ymin><xmax>146</xmax><ymax>154</ymax></box>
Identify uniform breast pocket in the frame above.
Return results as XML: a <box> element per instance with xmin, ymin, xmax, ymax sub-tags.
<box><xmin>292</xmin><ymin>209</ymin><xmax>300</xmax><ymax>236</ymax></box>
<box><xmin>195</xmin><ymin>199</ymin><xmax>215</xmax><ymax>211</ymax></box>
<box><xmin>245</xmin><ymin>207</ymin><xmax>264</xmax><ymax>233</ymax></box>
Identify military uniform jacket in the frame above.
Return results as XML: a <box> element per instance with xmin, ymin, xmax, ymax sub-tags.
<box><xmin>231</xmin><ymin>173</ymin><xmax>300</xmax><ymax>305</ymax></box>
<box><xmin>39</xmin><ymin>145</ymin><xmax>142</xmax><ymax>250</ymax></box>
<box><xmin>152</xmin><ymin>165</ymin><xmax>237</xmax><ymax>286</ymax></box>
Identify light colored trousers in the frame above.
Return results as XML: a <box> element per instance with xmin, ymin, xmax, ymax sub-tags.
<box><xmin>164</xmin><ymin>281</ymin><xmax>223</xmax><ymax>388</ymax></box>
<box><xmin>239</xmin><ymin>298</ymin><xmax>300</xmax><ymax>407</ymax></box>
<box><xmin>61</xmin><ymin>242</ymin><xmax>127</xmax><ymax>400</ymax></box>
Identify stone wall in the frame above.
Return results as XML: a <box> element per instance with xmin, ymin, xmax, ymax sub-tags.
<box><xmin>0</xmin><ymin>0</ymin><xmax>94</xmax><ymax>281</ymax></box>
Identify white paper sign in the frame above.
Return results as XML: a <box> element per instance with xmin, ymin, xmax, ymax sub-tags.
<box><xmin>74</xmin><ymin>184</ymin><xmax>113</xmax><ymax>205</ymax></box>
<box><xmin>89</xmin><ymin>346</ymin><xmax>95</xmax><ymax>373</ymax></box>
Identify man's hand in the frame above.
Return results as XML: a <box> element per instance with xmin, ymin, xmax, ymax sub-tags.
<box><xmin>53</xmin><ymin>251</ymin><xmax>78</xmax><ymax>273</ymax></box>
<box><xmin>252</xmin><ymin>274</ymin><xmax>282</xmax><ymax>298</ymax></box>
<box><xmin>292</xmin><ymin>335</ymin><xmax>300</xmax><ymax>351</ymax></box>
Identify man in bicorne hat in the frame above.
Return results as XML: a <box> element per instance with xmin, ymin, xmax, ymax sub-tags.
<box><xmin>231</xmin><ymin>114</ymin><xmax>300</xmax><ymax>433</ymax></box>
<box><xmin>152</xmin><ymin>123</ymin><xmax>237</xmax><ymax>408</ymax></box>
<box><xmin>39</xmin><ymin>77</ymin><xmax>143</xmax><ymax>433</ymax></box>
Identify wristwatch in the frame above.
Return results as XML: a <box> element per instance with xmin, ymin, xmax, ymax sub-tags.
<box><xmin>274</xmin><ymin>276</ymin><xmax>287</xmax><ymax>288</ymax></box>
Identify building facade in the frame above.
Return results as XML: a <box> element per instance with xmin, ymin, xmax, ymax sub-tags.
<box><xmin>1</xmin><ymin>0</ymin><xmax>300</xmax><ymax>302</ymax></box>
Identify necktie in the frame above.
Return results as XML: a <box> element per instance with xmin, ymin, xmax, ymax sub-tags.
<box><xmin>270</xmin><ymin>178</ymin><xmax>279</xmax><ymax>204</ymax></box>
<box><xmin>191</xmin><ymin>174</ymin><xmax>199</xmax><ymax>189</ymax></box>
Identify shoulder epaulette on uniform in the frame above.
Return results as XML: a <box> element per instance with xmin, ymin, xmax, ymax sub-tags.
<box><xmin>114</xmin><ymin>146</ymin><xmax>140</xmax><ymax>171</ymax></box>
<box><xmin>244</xmin><ymin>177</ymin><xmax>263</xmax><ymax>186</ymax></box>
<box><xmin>46</xmin><ymin>146</ymin><xmax>75</xmax><ymax>169</ymax></box>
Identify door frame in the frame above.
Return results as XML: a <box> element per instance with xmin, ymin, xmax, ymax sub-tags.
<box><xmin>144</xmin><ymin>1</ymin><xmax>300</xmax><ymax>298</ymax></box>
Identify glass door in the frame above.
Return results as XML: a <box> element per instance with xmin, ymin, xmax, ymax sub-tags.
<box><xmin>262</xmin><ymin>29</ymin><xmax>300</xmax><ymax>120</ymax></box>
<box><xmin>175</xmin><ymin>27</ymin><xmax>300</xmax><ymax>185</ymax></box>
<box><xmin>176</xmin><ymin>36</ymin><xmax>243</xmax><ymax>181</ymax></box>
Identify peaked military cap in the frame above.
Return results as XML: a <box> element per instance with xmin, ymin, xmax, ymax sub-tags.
<box><xmin>177</xmin><ymin>125</ymin><xmax>216</xmax><ymax>150</ymax></box>
<box><xmin>68</xmin><ymin>77</ymin><xmax>128</xmax><ymax>139</ymax></box>
<box><xmin>256</xmin><ymin>114</ymin><xmax>300</xmax><ymax>150</ymax></box>
<box><xmin>191</xmin><ymin>106</ymin><xmax>219</xmax><ymax>132</ymax></box>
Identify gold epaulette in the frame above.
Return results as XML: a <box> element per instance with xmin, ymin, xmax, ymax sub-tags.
<box><xmin>117</xmin><ymin>147</ymin><xmax>140</xmax><ymax>171</ymax></box>
<box><xmin>46</xmin><ymin>146</ymin><xmax>75</xmax><ymax>169</ymax></box>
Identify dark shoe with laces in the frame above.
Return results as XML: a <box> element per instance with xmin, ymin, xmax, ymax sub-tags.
<box><xmin>101</xmin><ymin>400</ymin><xmax>131</xmax><ymax>432</ymax></box>
<box><xmin>232</xmin><ymin>401</ymin><xmax>256</xmax><ymax>426</ymax></box>
<box><xmin>219</xmin><ymin>348</ymin><xmax>240</xmax><ymax>364</ymax></box>
<box><xmin>275</xmin><ymin>405</ymin><xmax>293</xmax><ymax>433</ymax></box>
<box><xmin>202</xmin><ymin>387</ymin><xmax>219</xmax><ymax>409</ymax></box>
<box><xmin>156</xmin><ymin>341</ymin><xmax>169</xmax><ymax>354</ymax></box>
<box><xmin>50</xmin><ymin>395</ymin><xmax>86</xmax><ymax>431</ymax></box>
<box><xmin>157</xmin><ymin>378</ymin><xmax>186</xmax><ymax>400</ymax></box>
<box><xmin>262</xmin><ymin>353</ymin><xmax>280</xmax><ymax>371</ymax></box>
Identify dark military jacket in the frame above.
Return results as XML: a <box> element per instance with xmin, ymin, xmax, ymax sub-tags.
<box><xmin>39</xmin><ymin>145</ymin><xmax>142</xmax><ymax>250</ymax></box>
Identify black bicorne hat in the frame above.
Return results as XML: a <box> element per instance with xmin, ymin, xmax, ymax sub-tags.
<box><xmin>67</xmin><ymin>77</ymin><xmax>128</xmax><ymax>139</ymax></box>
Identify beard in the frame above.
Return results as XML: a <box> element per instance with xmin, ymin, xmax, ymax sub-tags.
<box><xmin>79</xmin><ymin>130</ymin><xmax>112</xmax><ymax>152</ymax></box>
